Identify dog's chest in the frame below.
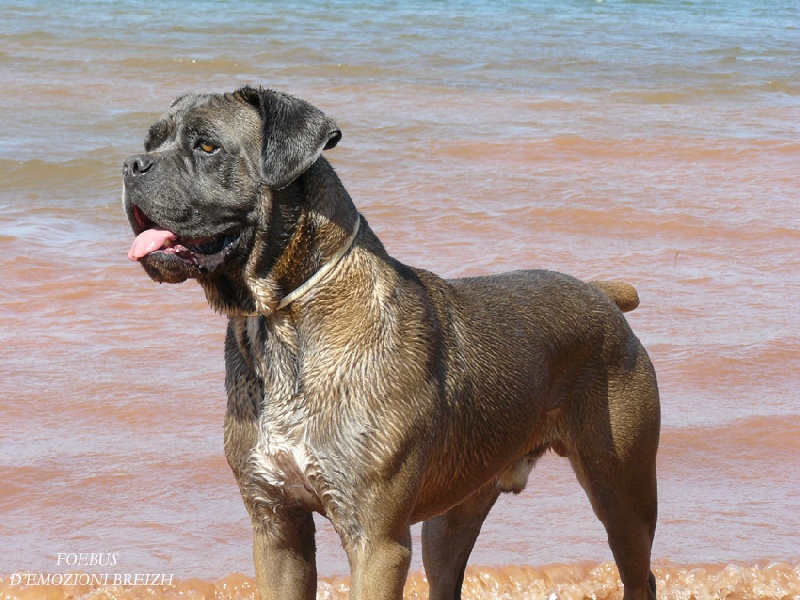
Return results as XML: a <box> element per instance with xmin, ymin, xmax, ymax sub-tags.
<box><xmin>242</xmin><ymin>317</ymin><xmax>324</xmax><ymax>512</ymax></box>
<box><xmin>248</xmin><ymin>423</ymin><xmax>323</xmax><ymax>512</ymax></box>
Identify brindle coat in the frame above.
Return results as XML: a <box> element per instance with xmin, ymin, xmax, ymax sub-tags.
<box><xmin>123</xmin><ymin>87</ymin><xmax>660</xmax><ymax>600</ymax></box>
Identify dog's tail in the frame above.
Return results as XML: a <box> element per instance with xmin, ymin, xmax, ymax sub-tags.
<box><xmin>589</xmin><ymin>280</ymin><xmax>640</xmax><ymax>313</ymax></box>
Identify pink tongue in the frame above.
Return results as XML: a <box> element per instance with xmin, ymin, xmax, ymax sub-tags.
<box><xmin>128</xmin><ymin>227</ymin><xmax>178</xmax><ymax>262</ymax></box>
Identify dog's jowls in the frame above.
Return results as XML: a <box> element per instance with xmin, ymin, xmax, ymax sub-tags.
<box><xmin>124</xmin><ymin>87</ymin><xmax>660</xmax><ymax>600</ymax></box>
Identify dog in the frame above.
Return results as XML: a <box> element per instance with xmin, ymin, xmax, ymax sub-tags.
<box><xmin>123</xmin><ymin>87</ymin><xmax>660</xmax><ymax>600</ymax></box>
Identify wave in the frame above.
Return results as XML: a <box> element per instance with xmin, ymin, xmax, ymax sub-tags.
<box><xmin>2</xmin><ymin>561</ymin><xmax>799</xmax><ymax>599</ymax></box>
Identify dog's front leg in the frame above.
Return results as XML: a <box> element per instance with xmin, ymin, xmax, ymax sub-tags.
<box><xmin>333</xmin><ymin>455</ymin><xmax>424</xmax><ymax>599</ymax></box>
<box><xmin>345</xmin><ymin>526</ymin><xmax>412</xmax><ymax>600</ymax></box>
<box><xmin>250</xmin><ymin>508</ymin><xmax>317</xmax><ymax>600</ymax></box>
<box><xmin>224</xmin><ymin>326</ymin><xmax>318</xmax><ymax>599</ymax></box>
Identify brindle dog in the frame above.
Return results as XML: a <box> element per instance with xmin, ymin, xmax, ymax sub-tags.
<box><xmin>123</xmin><ymin>87</ymin><xmax>660</xmax><ymax>600</ymax></box>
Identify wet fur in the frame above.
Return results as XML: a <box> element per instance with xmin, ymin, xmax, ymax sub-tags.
<box><xmin>124</xmin><ymin>87</ymin><xmax>660</xmax><ymax>600</ymax></box>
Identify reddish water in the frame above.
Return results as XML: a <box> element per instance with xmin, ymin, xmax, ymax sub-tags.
<box><xmin>2</xmin><ymin>1</ymin><xmax>799</xmax><ymax>598</ymax></box>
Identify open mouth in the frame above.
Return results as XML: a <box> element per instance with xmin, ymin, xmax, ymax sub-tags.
<box><xmin>128</xmin><ymin>205</ymin><xmax>240</xmax><ymax>273</ymax></box>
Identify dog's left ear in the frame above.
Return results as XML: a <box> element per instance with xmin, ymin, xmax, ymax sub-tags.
<box><xmin>237</xmin><ymin>86</ymin><xmax>341</xmax><ymax>190</ymax></box>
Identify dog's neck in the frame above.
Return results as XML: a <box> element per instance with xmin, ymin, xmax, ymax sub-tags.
<box><xmin>244</xmin><ymin>208</ymin><xmax>360</xmax><ymax>316</ymax></box>
<box><xmin>273</xmin><ymin>214</ymin><xmax>359</xmax><ymax>311</ymax></box>
<box><xmin>202</xmin><ymin>159</ymin><xmax>363</xmax><ymax>319</ymax></box>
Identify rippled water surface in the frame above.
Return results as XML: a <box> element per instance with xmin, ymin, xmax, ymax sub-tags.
<box><xmin>1</xmin><ymin>0</ymin><xmax>799</xmax><ymax>597</ymax></box>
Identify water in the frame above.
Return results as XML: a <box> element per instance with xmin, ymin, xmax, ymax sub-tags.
<box><xmin>1</xmin><ymin>0</ymin><xmax>799</xmax><ymax>597</ymax></box>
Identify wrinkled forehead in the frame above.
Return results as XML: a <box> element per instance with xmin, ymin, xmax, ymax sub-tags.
<box><xmin>144</xmin><ymin>92</ymin><xmax>260</xmax><ymax>150</ymax></box>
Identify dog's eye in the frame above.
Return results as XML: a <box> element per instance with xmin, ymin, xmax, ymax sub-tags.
<box><xmin>196</xmin><ymin>141</ymin><xmax>220</xmax><ymax>154</ymax></box>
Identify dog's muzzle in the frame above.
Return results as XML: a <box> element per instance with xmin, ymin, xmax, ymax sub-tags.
<box><xmin>127</xmin><ymin>204</ymin><xmax>241</xmax><ymax>271</ymax></box>
<box><xmin>123</xmin><ymin>155</ymin><xmax>242</xmax><ymax>280</ymax></box>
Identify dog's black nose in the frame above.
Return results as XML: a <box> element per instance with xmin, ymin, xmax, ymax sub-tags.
<box><xmin>123</xmin><ymin>155</ymin><xmax>154</xmax><ymax>179</ymax></box>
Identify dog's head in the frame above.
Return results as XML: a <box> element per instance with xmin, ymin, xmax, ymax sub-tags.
<box><xmin>123</xmin><ymin>87</ymin><xmax>341</xmax><ymax>287</ymax></box>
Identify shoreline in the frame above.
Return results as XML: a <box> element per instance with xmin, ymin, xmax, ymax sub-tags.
<box><xmin>2</xmin><ymin>560</ymin><xmax>799</xmax><ymax>599</ymax></box>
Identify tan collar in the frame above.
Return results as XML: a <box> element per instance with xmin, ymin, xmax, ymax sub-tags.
<box><xmin>239</xmin><ymin>215</ymin><xmax>360</xmax><ymax>317</ymax></box>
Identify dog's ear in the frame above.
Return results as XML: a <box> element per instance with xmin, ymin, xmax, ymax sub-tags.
<box><xmin>237</xmin><ymin>86</ymin><xmax>341</xmax><ymax>190</ymax></box>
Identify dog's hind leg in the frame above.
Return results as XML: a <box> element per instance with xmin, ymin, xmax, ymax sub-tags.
<box><xmin>566</xmin><ymin>355</ymin><xmax>660</xmax><ymax>600</ymax></box>
<box><xmin>421</xmin><ymin>484</ymin><xmax>500</xmax><ymax>600</ymax></box>
<box><xmin>569</xmin><ymin>446</ymin><xmax>658</xmax><ymax>600</ymax></box>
